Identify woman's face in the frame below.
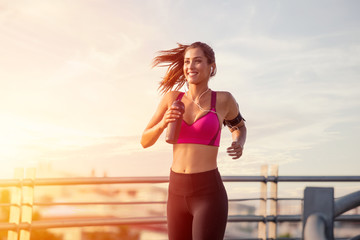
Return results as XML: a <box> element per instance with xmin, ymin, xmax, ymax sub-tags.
<box><xmin>183</xmin><ymin>47</ymin><xmax>213</xmax><ymax>85</ymax></box>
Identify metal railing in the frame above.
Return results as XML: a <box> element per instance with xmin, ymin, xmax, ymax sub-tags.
<box><xmin>0</xmin><ymin>165</ymin><xmax>359</xmax><ymax>240</ymax></box>
<box><xmin>303</xmin><ymin>188</ymin><xmax>360</xmax><ymax>240</ymax></box>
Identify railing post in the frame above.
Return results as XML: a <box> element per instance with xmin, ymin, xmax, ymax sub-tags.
<box><xmin>303</xmin><ymin>187</ymin><xmax>334</xmax><ymax>240</ymax></box>
<box><xmin>19</xmin><ymin>168</ymin><xmax>36</xmax><ymax>240</ymax></box>
<box><xmin>8</xmin><ymin>168</ymin><xmax>23</xmax><ymax>240</ymax></box>
<box><xmin>268</xmin><ymin>164</ymin><xmax>278</xmax><ymax>239</ymax></box>
<box><xmin>258</xmin><ymin>165</ymin><xmax>268</xmax><ymax>240</ymax></box>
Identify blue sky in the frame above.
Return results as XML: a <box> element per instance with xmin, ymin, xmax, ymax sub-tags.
<box><xmin>0</xmin><ymin>0</ymin><xmax>359</xmax><ymax>184</ymax></box>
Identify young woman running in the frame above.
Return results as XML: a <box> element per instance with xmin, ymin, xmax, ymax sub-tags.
<box><xmin>141</xmin><ymin>42</ymin><xmax>247</xmax><ymax>240</ymax></box>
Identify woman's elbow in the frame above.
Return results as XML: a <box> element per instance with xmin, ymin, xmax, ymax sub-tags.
<box><xmin>140</xmin><ymin>137</ymin><xmax>153</xmax><ymax>149</ymax></box>
<box><xmin>141</xmin><ymin>142</ymin><xmax>150</xmax><ymax>148</ymax></box>
<box><xmin>140</xmin><ymin>138</ymin><xmax>148</xmax><ymax>148</ymax></box>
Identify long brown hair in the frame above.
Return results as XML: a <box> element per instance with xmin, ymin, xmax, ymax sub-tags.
<box><xmin>152</xmin><ymin>42</ymin><xmax>216</xmax><ymax>94</ymax></box>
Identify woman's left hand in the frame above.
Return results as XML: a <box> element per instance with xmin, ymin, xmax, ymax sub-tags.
<box><xmin>227</xmin><ymin>141</ymin><xmax>243</xmax><ymax>159</ymax></box>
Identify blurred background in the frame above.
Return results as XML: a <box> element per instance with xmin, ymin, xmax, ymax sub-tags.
<box><xmin>1</xmin><ymin>0</ymin><xmax>359</xmax><ymax>239</ymax></box>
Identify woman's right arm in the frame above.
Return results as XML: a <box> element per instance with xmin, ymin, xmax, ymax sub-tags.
<box><xmin>141</xmin><ymin>92</ymin><xmax>181</xmax><ymax>148</ymax></box>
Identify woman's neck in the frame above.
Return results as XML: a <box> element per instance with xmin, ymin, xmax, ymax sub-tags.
<box><xmin>188</xmin><ymin>83</ymin><xmax>209</xmax><ymax>96</ymax></box>
<box><xmin>187</xmin><ymin>84</ymin><xmax>210</xmax><ymax>103</ymax></box>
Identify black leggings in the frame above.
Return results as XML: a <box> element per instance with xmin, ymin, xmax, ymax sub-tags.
<box><xmin>167</xmin><ymin>168</ymin><xmax>228</xmax><ymax>240</ymax></box>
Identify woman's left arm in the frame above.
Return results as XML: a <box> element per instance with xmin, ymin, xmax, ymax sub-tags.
<box><xmin>223</xmin><ymin>93</ymin><xmax>247</xmax><ymax>159</ymax></box>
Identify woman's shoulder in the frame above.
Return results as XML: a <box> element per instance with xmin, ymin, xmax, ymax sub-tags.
<box><xmin>214</xmin><ymin>90</ymin><xmax>235</xmax><ymax>102</ymax></box>
<box><xmin>164</xmin><ymin>90</ymin><xmax>183</xmax><ymax>99</ymax></box>
<box><xmin>214</xmin><ymin>91</ymin><xmax>239</xmax><ymax>118</ymax></box>
<box><xmin>161</xmin><ymin>90</ymin><xmax>184</xmax><ymax>105</ymax></box>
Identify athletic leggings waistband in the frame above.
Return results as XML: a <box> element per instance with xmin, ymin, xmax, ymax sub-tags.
<box><xmin>169</xmin><ymin>168</ymin><xmax>224</xmax><ymax>196</ymax></box>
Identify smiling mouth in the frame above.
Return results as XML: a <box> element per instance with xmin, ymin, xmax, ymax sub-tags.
<box><xmin>188</xmin><ymin>72</ymin><xmax>198</xmax><ymax>76</ymax></box>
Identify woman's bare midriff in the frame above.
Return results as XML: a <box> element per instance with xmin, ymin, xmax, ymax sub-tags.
<box><xmin>171</xmin><ymin>143</ymin><xmax>219</xmax><ymax>173</ymax></box>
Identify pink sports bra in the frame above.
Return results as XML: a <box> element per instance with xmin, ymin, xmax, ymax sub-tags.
<box><xmin>176</xmin><ymin>91</ymin><xmax>221</xmax><ymax>147</ymax></box>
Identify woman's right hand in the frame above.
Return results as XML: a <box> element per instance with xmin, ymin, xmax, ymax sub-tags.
<box><xmin>159</xmin><ymin>105</ymin><xmax>183</xmax><ymax>130</ymax></box>
<box><xmin>141</xmin><ymin>92</ymin><xmax>183</xmax><ymax>148</ymax></box>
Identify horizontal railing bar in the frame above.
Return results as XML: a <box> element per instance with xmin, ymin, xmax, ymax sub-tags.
<box><xmin>225</xmin><ymin>238</ymin><xmax>348</xmax><ymax>240</ymax></box>
<box><xmin>229</xmin><ymin>198</ymin><xmax>264</xmax><ymax>202</ymax></box>
<box><xmin>226</xmin><ymin>237</ymin><xmax>354</xmax><ymax>240</ymax></box>
<box><xmin>0</xmin><ymin>177</ymin><xmax>169</xmax><ymax>187</ymax></box>
<box><xmin>224</xmin><ymin>239</ymin><xmax>262</xmax><ymax>240</ymax></box>
<box><xmin>229</xmin><ymin>197</ymin><xmax>303</xmax><ymax>202</ymax></box>
<box><xmin>0</xmin><ymin>179</ymin><xmax>20</xmax><ymax>187</ymax></box>
<box><xmin>2</xmin><ymin>197</ymin><xmax>286</xmax><ymax>207</ymax></box>
<box><xmin>0</xmin><ymin>176</ymin><xmax>264</xmax><ymax>187</ymax></box>
<box><xmin>0</xmin><ymin>203</ymin><xmax>20</xmax><ymax>207</ymax></box>
<box><xmin>33</xmin><ymin>177</ymin><xmax>169</xmax><ymax>186</ymax></box>
<box><xmin>3</xmin><ymin>198</ymin><xmax>263</xmax><ymax>207</ymax></box>
<box><xmin>222</xmin><ymin>176</ymin><xmax>266</xmax><ymax>182</ymax></box>
<box><xmin>275</xmin><ymin>176</ymin><xmax>360</xmax><ymax>182</ymax></box>
<box><xmin>336</xmin><ymin>214</ymin><xmax>360</xmax><ymax>221</ymax></box>
<box><xmin>274</xmin><ymin>215</ymin><xmax>301</xmax><ymax>222</ymax></box>
<box><xmin>228</xmin><ymin>215</ymin><xmax>265</xmax><ymax>222</ymax></box>
<box><xmin>269</xmin><ymin>214</ymin><xmax>360</xmax><ymax>222</ymax></box>
<box><xmin>34</xmin><ymin>199</ymin><xmax>265</xmax><ymax>206</ymax></box>
<box><xmin>274</xmin><ymin>238</ymin><xmax>301</xmax><ymax>240</ymax></box>
<box><xmin>0</xmin><ymin>217</ymin><xmax>167</xmax><ymax>230</ymax></box>
<box><xmin>0</xmin><ymin>215</ymin><xmax>265</xmax><ymax>230</ymax></box>
<box><xmin>262</xmin><ymin>197</ymin><xmax>346</xmax><ymax>201</ymax></box>
<box><xmin>277</xmin><ymin>198</ymin><xmax>303</xmax><ymax>201</ymax></box>
<box><xmin>0</xmin><ymin>223</ymin><xmax>16</xmax><ymax>231</ymax></box>
<box><xmin>1</xmin><ymin>214</ymin><xmax>359</xmax><ymax>230</ymax></box>
<box><xmin>1</xmin><ymin>175</ymin><xmax>360</xmax><ymax>187</ymax></box>
<box><xmin>34</xmin><ymin>201</ymin><xmax>167</xmax><ymax>206</ymax></box>
<box><xmin>4</xmin><ymin>197</ymin><xmax>347</xmax><ymax>207</ymax></box>
<box><xmin>272</xmin><ymin>239</ymin><xmax>351</xmax><ymax>240</ymax></box>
